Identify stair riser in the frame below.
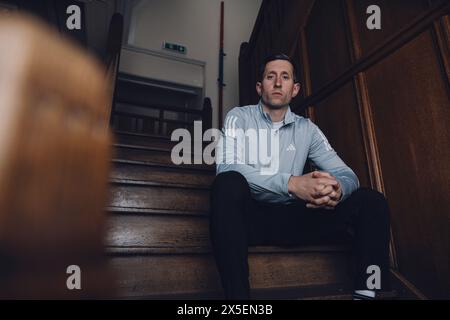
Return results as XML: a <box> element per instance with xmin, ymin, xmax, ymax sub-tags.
<box><xmin>114</xmin><ymin>146</ymin><xmax>173</xmax><ymax>165</ymax></box>
<box><xmin>108</xmin><ymin>253</ymin><xmax>351</xmax><ymax>298</ymax></box>
<box><xmin>111</xmin><ymin>163</ymin><xmax>215</xmax><ymax>187</ymax></box>
<box><xmin>114</xmin><ymin>146</ymin><xmax>212</xmax><ymax>169</ymax></box>
<box><xmin>107</xmin><ymin>215</ymin><xmax>210</xmax><ymax>248</ymax></box>
<box><xmin>109</xmin><ymin>184</ymin><xmax>210</xmax><ymax>213</ymax></box>
<box><xmin>113</xmin><ymin>134</ymin><xmax>209</xmax><ymax>151</ymax></box>
<box><xmin>113</xmin><ymin>134</ymin><xmax>176</xmax><ymax>150</ymax></box>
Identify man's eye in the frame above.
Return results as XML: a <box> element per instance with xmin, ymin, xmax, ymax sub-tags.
<box><xmin>266</xmin><ymin>75</ymin><xmax>274</xmax><ymax>80</ymax></box>
<box><xmin>283</xmin><ymin>75</ymin><xmax>290</xmax><ymax>80</ymax></box>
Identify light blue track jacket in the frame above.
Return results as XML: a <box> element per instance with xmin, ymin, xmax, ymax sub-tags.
<box><xmin>216</xmin><ymin>101</ymin><xmax>360</xmax><ymax>204</ymax></box>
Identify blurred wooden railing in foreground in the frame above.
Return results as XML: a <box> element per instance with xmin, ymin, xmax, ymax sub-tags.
<box><xmin>0</xmin><ymin>14</ymin><xmax>113</xmax><ymax>298</ymax></box>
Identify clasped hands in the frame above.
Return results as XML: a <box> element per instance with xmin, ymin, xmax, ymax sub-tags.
<box><xmin>288</xmin><ymin>171</ymin><xmax>342</xmax><ymax>210</ymax></box>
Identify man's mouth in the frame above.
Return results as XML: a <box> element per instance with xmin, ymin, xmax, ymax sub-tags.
<box><xmin>272</xmin><ymin>92</ymin><xmax>283</xmax><ymax>96</ymax></box>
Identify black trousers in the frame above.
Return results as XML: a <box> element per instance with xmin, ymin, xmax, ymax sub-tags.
<box><xmin>209</xmin><ymin>171</ymin><xmax>391</xmax><ymax>299</ymax></box>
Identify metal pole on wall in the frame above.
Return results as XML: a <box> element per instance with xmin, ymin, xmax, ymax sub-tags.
<box><xmin>218</xmin><ymin>1</ymin><xmax>226</xmax><ymax>129</ymax></box>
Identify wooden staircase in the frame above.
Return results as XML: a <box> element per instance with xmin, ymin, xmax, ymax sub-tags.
<box><xmin>105</xmin><ymin>130</ymin><xmax>369</xmax><ymax>299</ymax></box>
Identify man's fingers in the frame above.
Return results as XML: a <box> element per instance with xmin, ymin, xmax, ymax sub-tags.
<box><xmin>307</xmin><ymin>193</ymin><xmax>339</xmax><ymax>209</ymax></box>
<box><xmin>328</xmin><ymin>191</ymin><xmax>339</xmax><ymax>200</ymax></box>
<box><xmin>318</xmin><ymin>177</ymin><xmax>338</xmax><ymax>186</ymax></box>
<box><xmin>313</xmin><ymin>178</ymin><xmax>338</xmax><ymax>192</ymax></box>
<box><xmin>306</xmin><ymin>203</ymin><xmax>322</xmax><ymax>209</ymax></box>
<box><xmin>312</xmin><ymin>171</ymin><xmax>333</xmax><ymax>179</ymax></box>
<box><xmin>327</xmin><ymin>199</ymin><xmax>339</xmax><ymax>207</ymax></box>
<box><xmin>311</xmin><ymin>196</ymin><xmax>330</xmax><ymax>206</ymax></box>
<box><xmin>306</xmin><ymin>203</ymin><xmax>335</xmax><ymax>210</ymax></box>
<box><xmin>315</xmin><ymin>185</ymin><xmax>334</xmax><ymax>197</ymax></box>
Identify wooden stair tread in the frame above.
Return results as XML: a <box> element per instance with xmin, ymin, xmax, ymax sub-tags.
<box><xmin>113</xmin><ymin>134</ymin><xmax>211</xmax><ymax>150</ymax></box>
<box><xmin>108</xmin><ymin>184</ymin><xmax>209</xmax><ymax>214</ymax></box>
<box><xmin>110</xmin><ymin>162</ymin><xmax>214</xmax><ymax>188</ymax></box>
<box><xmin>111</xmin><ymin>158</ymin><xmax>214</xmax><ymax>172</ymax></box>
<box><xmin>114</xmin><ymin>143</ymin><xmax>174</xmax><ymax>153</ymax></box>
<box><xmin>106</xmin><ymin>213</ymin><xmax>352</xmax><ymax>248</ymax></box>
<box><xmin>106</xmin><ymin>245</ymin><xmax>351</xmax><ymax>255</ymax></box>
<box><xmin>107</xmin><ymin>206</ymin><xmax>207</xmax><ymax>216</ymax></box>
<box><xmin>113</xmin><ymin>143</ymin><xmax>211</xmax><ymax>167</ymax></box>
<box><xmin>130</xmin><ymin>285</ymin><xmax>403</xmax><ymax>300</ymax></box>
<box><xmin>113</xmin><ymin>133</ymin><xmax>176</xmax><ymax>150</ymax></box>
<box><xmin>113</xmin><ymin>143</ymin><xmax>207</xmax><ymax>158</ymax></box>
<box><xmin>114</xmin><ymin>130</ymin><xmax>171</xmax><ymax>140</ymax></box>
<box><xmin>125</xmin><ymin>284</ymin><xmax>352</xmax><ymax>300</ymax></box>
<box><xmin>109</xmin><ymin>178</ymin><xmax>211</xmax><ymax>190</ymax></box>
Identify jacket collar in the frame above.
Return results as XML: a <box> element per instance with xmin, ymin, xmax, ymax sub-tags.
<box><xmin>258</xmin><ymin>100</ymin><xmax>295</xmax><ymax>126</ymax></box>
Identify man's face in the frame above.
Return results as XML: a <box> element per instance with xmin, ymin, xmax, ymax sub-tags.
<box><xmin>256</xmin><ymin>59</ymin><xmax>300</xmax><ymax>109</ymax></box>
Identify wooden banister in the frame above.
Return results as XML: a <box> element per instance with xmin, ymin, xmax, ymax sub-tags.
<box><xmin>114</xmin><ymin>97</ymin><xmax>212</xmax><ymax>135</ymax></box>
<box><xmin>105</xmin><ymin>13</ymin><xmax>124</xmax><ymax>124</ymax></box>
<box><xmin>202</xmin><ymin>97</ymin><xmax>212</xmax><ymax>132</ymax></box>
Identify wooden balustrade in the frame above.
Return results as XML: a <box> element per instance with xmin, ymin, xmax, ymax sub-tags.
<box><xmin>114</xmin><ymin>97</ymin><xmax>213</xmax><ymax>136</ymax></box>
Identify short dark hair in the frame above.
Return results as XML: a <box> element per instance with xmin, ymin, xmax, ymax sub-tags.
<box><xmin>258</xmin><ymin>53</ymin><xmax>299</xmax><ymax>83</ymax></box>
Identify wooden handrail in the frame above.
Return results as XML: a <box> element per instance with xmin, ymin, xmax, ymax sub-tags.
<box><xmin>202</xmin><ymin>97</ymin><xmax>212</xmax><ymax>131</ymax></box>
<box><xmin>105</xmin><ymin>13</ymin><xmax>124</xmax><ymax>123</ymax></box>
<box><xmin>294</xmin><ymin>0</ymin><xmax>450</xmax><ymax>113</ymax></box>
<box><xmin>105</xmin><ymin>13</ymin><xmax>124</xmax><ymax>67</ymax></box>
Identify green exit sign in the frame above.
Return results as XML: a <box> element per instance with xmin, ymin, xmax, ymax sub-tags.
<box><xmin>163</xmin><ymin>42</ymin><xmax>187</xmax><ymax>54</ymax></box>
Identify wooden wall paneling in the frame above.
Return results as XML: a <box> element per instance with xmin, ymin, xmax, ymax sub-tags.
<box><xmin>287</xmin><ymin>0</ymin><xmax>316</xmax><ymax>58</ymax></box>
<box><xmin>351</xmin><ymin>0</ymin><xmax>428</xmax><ymax>55</ymax></box>
<box><xmin>304</xmin><ymin>0</ymin><xmax>371</xmax><ymax>187</ymax></box>
<box><xmin>430</xmin><ymin>7</ymin><xmax>450</xmax><ymax>91</ymax></box>
<box><xmin>296</xmin><ymin>0</ymin><xmax>450</xmax><ymax>112</ymax></box>
<box><xmin>299</xmin><ymin>29</ymin><xmax>316</xmax><ymax>121</ymax></box>
<box><xmin>288</xmin><ymin>42</ymin><xmax>306</xmax><ymax>114</ymax></box>
<box><xmin>262</xmin><ymin>7</ymin><xmax>273</xmax><ymax>55</ymax></box>
<box><xmin>344</xmin><ymin>0</ymin><xmax>399</xmax><ymax>271</ymax></box>
<box><xmin>313</xmin><ymin>83</ymin><xmax>371</xmax><ymax>188</ymax></box>
<box><xmin>271</xmin><ymin>0</ymin><xmax>281</xmax><ymax>51</ymax></box>
<box><xmin>305</xmin><ymin>0</ymin><xmax>353</xmax><ymax>92</ymax></box>
<box><xmin>297</xmin><ymin>0</ymin><xmax>317</xmax><ymax>121</ymax></box>
<box><xmin>364</xmin><ymin>30</ymin><xmax>450</xmax><ymax>298</ymax></box>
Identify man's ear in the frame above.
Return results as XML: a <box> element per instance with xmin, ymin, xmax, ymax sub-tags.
<box><xmin>256</xmin><ymin>82</ymin><xmax>262</xmax><ymax>96</ymax></box>
<box><xmin>291</xmin><ymin>82</ymin><xmax>301</xmax><ymax>98</ymax></box>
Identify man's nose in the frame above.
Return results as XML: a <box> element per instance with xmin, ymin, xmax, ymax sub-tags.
<box><xmin>274</xmin><ymin>76</ymin><xmax>282</xmax><ymax>87</ymax></box>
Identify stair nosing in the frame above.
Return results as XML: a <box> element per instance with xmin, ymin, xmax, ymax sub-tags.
<box><xmin>114</xmin><ymin>143</ymin><xmax>173</xmax><ymax>153</ymax></box>
<box><xmin>111</xmin><ymin>159</ymin><xmax>215</xmax><ymax>172</ymax></box>
<box><xmin>109</xmin><ymin>178</ymin><xmax>211</xmax><ymax>190</ymax></box>
<box><xmin>125</xmin><ymin>284</ymin><xmax>358</xmax><ymax>300</ymax></box>
<box><xmin>105</xmin><ymin>245</ymin><xmax>351</xmax><ymax>256</ymax></box>
<box><xmin>106</xmin><ymin>206</ymin><xmax>208</xmax><ymax>217</ymax></box>
<box><xmin>113</xmin><ymin>143</ymin><xmax>207</xmax><ymax>160</ymax></box>
<box><xmin>113</xmin><ymin>130</ymin><xmax>171</xmax><ymax>140</ymax></box>
<box><xmin>113</xmin><ymin>284</ymin><xmax>399</xmax><ymax>300</ymax></box>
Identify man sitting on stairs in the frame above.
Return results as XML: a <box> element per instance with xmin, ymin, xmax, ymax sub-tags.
<box><xmin>210</xmin><ymin>53</ymin><xmax>391</xmax><ymax>300</ymax></box>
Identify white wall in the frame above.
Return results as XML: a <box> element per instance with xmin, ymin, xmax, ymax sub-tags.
<box><xmin>122</xmin><ymin>0</ymin><xmax>262</xmax><ymax>128</ymax></box>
